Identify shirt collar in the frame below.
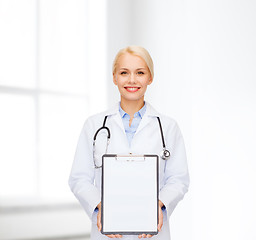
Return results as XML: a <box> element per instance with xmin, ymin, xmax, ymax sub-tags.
<box><xmin>119</xmin><ymin>102</ymin><xmax>147</xmax><ymax>119</ymax></box>
<box><xmin>106</xmin><ymin>101</ymin><xmax>160</xmax><ymax>117</ymax></box>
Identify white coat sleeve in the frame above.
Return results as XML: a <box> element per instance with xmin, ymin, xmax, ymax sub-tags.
<box><xmin>68</xmin><ymin>119</ymin><xmax>101</xmax><ymax>220</ymax></box>
<box><xmin>159</xmin><ymin>121</ymin><xmax>190</xmax><ymax>218</ymax></box>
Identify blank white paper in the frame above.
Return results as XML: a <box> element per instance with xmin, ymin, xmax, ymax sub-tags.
<box><xmin>102</xmin><ymin>155</ymin><xmax>158</xmax><ymax>234</ymax></box>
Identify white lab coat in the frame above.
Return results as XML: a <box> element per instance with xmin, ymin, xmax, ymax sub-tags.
<box><xmin>69</xmin><ymin>102</ymin><xmax>189</xmax><ymax>240</ymax></box>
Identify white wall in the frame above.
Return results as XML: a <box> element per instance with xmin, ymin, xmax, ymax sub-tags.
<box><xmin>107</xmin><ymin>1</ymin><xmax>256</xmax><ymax>239</ymax></box>
<box><xmin>106</xmin><ymin>0</ymin><xmax>133</xmax><ymax>106</ymax></box>
<box><xmin>184</xmin><ymin>1</ymin><xmax>256</xmax><ymax>239</ymax></box>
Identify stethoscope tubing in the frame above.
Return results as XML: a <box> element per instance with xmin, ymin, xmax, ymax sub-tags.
<box><xmin>93</xmin><ymin>115</ymin><xmax>171</xmax><ymax>168</ymax></box>
<box><xmin>156</xmin><ymin>117</ymin><xmax>166</xmax><ymax>149</ymax></box>
<box><xmin>93</xmin><ymin>116</ymin><xmax>110</xmax><ymax>141</ymax></box>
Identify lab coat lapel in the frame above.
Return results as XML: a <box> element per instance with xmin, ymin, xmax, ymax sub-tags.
<box><xmin>107</xmin><ymin>102</ymin><xmax>126</xmax><ymax>135</ymax></box>
<box><xmin>134</xmin><ymin>113</ymin><xmax>151</xmax><ymax>136</ymax></box>
<box><xmin>112</xmin><ymin>113</ymin><xmax>126</xmax><ymax>134</ymax></box>
<box><xmin>135</xmin><ymin>102</ymin><xmax>160</xmax><ymax>136</ymax></box>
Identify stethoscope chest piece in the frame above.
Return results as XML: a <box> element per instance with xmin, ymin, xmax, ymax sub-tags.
<box><xmin>160</xmin><ymin>148</ymin><xmax>171</xmax><ymax>160</ymax></box>
<box><xmin>157</xmin><ymin>117</ymin><xmax>171</xmax><ymax>160</ymax></box>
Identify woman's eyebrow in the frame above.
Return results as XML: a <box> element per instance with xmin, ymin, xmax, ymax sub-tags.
<box><xmin>119</xmin><ymin>67</ymin><xmax>146</xmax><ymax>70</ymax></box>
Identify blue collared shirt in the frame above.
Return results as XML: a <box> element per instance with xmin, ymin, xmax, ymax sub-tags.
<box><xmin>119</xmin><ymin>102</ymin><xmax>147</xmax><ymax>146</ymax></box>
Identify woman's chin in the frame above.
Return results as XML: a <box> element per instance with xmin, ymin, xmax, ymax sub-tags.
<box><xmin>121</xmin><ymin>95</ymin><xmax>145</xmax><ymax>102</ymax></box>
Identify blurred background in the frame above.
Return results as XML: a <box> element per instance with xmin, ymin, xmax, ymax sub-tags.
<box><xmin>0</xmin><ymin>0</ymin><xmax>255</xmax><ymax>239</ymax></box>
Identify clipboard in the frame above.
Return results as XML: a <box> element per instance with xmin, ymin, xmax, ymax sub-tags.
<box><xmin>101</xmin><ymin>154</ymin><xmax>159</xmax><ymax>235</ymax></box>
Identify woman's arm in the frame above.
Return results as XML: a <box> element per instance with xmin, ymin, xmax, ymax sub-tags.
<box><xmin>68</xmin><ymin>119</ymin><xmax>101</xmax><ymax>220</ymax></box>
<box><xmin>159</xmin><ymin>121</ymin><xmax>190</xmax><ymax>218</ymax></box>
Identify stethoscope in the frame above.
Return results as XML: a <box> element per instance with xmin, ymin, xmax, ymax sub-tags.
<box><xmin>93</xmin><ymin>116</ymin><xmax>171</xmax><ymax>168</ymax></box>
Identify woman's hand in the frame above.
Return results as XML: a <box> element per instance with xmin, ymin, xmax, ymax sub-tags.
<box><xmin>97</xmin><ymin>202</ymin><xmax>123</xmax><ymax>238</ymax></box>
<box><xmin>138</xmin><ymin>200</ymin><xmax>164</xmax><ymax>239</ymax></box>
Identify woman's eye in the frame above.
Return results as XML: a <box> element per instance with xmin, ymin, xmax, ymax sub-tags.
<box><xmin>137</xmin><ymin>71</ymin><xmax>144</xmax><ymax>75</ymax></box>
<box><xmin>120</xmin><ymin>71</ymin><xmax>127</xmax><ymax>75</ymax></box>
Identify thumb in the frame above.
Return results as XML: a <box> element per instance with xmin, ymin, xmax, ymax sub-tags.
<box><xmin>97</xmin><ymin>209</ymin><xmax>102</xmax><ymax>231</ymax></box>
<box><xmin>158</xmin><ymin>207</ymin><xmax>163</xmax><ymax>232</ymax></box>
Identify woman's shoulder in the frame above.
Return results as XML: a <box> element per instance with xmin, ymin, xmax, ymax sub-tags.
<box><xmin>83</xmin><ymin>103</ymin><xmax>119</xmax><ymax>128</ymax></box>
<box><xmin>146</xmin><ymin>102</ymin><xmax>178</xmax><ymax>128</ymax></box>
<box><xmin>159</xmin><ymin>113</ymin><xmax>180</xmax><ymax>133</ymax></box>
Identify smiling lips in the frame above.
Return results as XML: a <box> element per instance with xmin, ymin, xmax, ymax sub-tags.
<box><xmin>124</xmin><ymin>87</ymin><xmax>141</xmax><ymax>93</ymax></box>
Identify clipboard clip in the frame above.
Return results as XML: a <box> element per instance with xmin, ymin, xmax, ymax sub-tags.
<box><xmin>115</xmin><ymin>155</ymin><xmax>146</xmax><ymax>162</ymax></box>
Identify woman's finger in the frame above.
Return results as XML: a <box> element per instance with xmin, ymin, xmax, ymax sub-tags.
<box><xmin>138</xmin><ymin>233</ymin><xmax>153</xmax><ymax>238</ymax></box>
<box><xmin>96</xmin><ymin>203</ymin><xmax>102</xmax><ymax>232</ymax></box>
<box><xmin>106</xmin><ymin>234</ymin><xmax>122</xmax><ymax>238</ymax></box>
<box><xmin>106</xmin><ymin>234</ymin><xmax>115</xmax><ymax>238</ymax></box>
<box><xmin>97</xmin><ymin>210</ymin><xmax>101</xmax><ymax>231</ymax></box>
<box><xmin>157</xmin><ymin>205</ymin><xmax>163</xmax><ymax>232</ymax></box>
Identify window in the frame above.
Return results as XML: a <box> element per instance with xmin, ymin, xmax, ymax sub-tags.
<box><xmin>0</xmin><ymin>0</ymin><xmax>107</xmax><ymax>203</ymax></box>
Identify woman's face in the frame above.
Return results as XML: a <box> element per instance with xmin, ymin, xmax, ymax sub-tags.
<box><xmin>113</xmin><ymin>53</ymin><xmax>152</xmax><ymax>103</ymax></box>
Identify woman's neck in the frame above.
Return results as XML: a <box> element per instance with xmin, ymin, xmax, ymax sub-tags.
<box><xmin>120</xmin><ymin>98</ymin><xmax>145</xmax><ymax>117</ymax></box>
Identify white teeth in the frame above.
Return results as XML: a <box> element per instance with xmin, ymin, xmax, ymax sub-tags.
<box><xmin>126</xmin><ymin>87</ymin><xmax>138</xmax><ymax>91</ymax></box>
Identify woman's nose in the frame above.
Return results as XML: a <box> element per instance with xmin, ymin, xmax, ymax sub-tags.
<box><xmin>128</xmin><ymin>73</ymin><xmax>136</xmax><ymax>84</ymax></box>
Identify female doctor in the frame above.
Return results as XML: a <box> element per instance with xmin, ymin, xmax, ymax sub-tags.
<box><xmin>69</xmin><ymin>46</ymin><xmax>189</xmax><ymax>239</ymax></box>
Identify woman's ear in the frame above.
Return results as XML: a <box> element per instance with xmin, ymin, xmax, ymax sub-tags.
<box><xmin>148</xmin><ymin>75</ymin><xmax>153</xmax><ymax>85</ymax></box>
<box><xmin>113</xmin><ymin>73</ymin><xmax>117</xmax><ymax>85</ymax></box>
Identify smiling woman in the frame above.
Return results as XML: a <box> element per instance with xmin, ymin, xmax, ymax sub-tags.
<box><xmin>113</xmin><ymin>48</ymin><xmax>153</xmax><ymax>119</ymax></box>
<box><xmin>111</xmin><ymin>47</ymin><xmax>153</xmax><ymax>127</ymax></box>
<box><xmin>69</xmin><ymin>46</ymin><xmax>190</xmax><ymax>240</ymax></box>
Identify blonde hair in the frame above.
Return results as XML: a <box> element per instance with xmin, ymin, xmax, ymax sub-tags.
<box><xmin>112</xmin><ymin>45</ymin><xmax>154</xmax><ymax>79</ymax></box>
